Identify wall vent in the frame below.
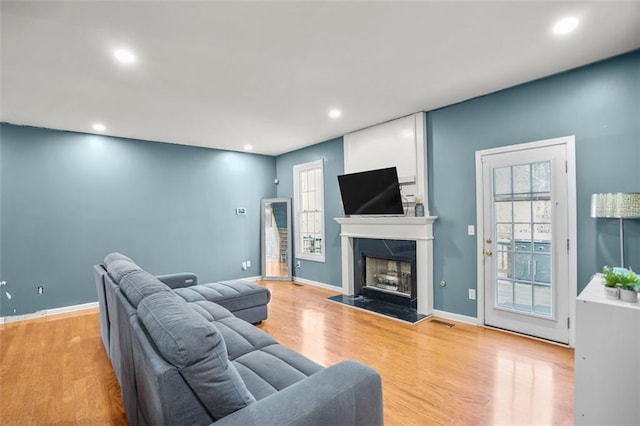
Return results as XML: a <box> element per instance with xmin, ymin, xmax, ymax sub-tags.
<box><xmin>430</xmin><ymin>319</ymin><xmax>455</xmax><ymax>328</ymax></box>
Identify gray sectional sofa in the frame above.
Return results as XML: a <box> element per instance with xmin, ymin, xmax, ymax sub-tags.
<box><xmin>94</xmin><ymin>253</ymin><xmax>384</xmax><ymax>425</ymax></box>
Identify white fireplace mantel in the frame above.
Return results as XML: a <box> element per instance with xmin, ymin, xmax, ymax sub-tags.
<box><xmin>334</xmin><ymin>216</ymin><xmax>437</xmax><ymax>316</ymax></box>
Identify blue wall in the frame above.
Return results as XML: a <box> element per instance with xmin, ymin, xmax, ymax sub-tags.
<box><xmin>275</xmin><ymin>138</ymin><xmax>344</xmax><ymax>287</ymax></box>
<box><xmin>0</xmin><ymin>124</ymin><xmax>276</xmax><ymax>316</ymax></box>
<box><xmin>1</xmin><ymin>51</ymin><xmax>637</xmax><ymax>319</ymax></box>
<box><xmin>429</xmin><ymin>51</ymin><xmax>640</xmax><ymax>317</ymax></box>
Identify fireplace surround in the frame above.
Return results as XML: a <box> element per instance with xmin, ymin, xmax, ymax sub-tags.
<box><xmin>334</xmin><ymin>216</ymin><xmax>437</xmax><ymax>316</ymax></box>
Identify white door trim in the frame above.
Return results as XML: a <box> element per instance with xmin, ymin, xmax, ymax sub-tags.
<box><xmin>475</xmin><ymin>135</ymin><xmax>577</xmax><ymax>346</ymax></box>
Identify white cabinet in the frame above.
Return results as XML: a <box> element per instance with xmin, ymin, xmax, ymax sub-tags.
<box><xmin>574</xmin><ymin>276</ymin><xmax>640</xmax><ymax>425</ymax></box>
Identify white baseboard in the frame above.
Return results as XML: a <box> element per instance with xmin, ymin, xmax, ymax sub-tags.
<box><xmin>242</xmin><ymin>275</ymin><xmax>262</xmax><ymax>282</ymax></box>
<box><xmin>292</xmin><ymin>276</ymin><xmax>342</xmax><ymax>292</ymax></box>
<box><xmin>432</xmin><ymin>309</ymin><xmax>478</xmax><ymax>326</ymax></box>
<box><xmin>0</xmin><ymin>301</ymin><xmax>99</xmax><ymax>325</ymax></box>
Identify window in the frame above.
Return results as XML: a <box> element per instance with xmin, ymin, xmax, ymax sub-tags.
<box><xmin>293</xmin><ymin>159</ymin><xmax>325</xmax><ymax>262</ymax></box>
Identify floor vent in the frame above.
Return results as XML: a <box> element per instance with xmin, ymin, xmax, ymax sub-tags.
<box><xmin>430</xmin><ymin>319</ymin><xmax>455</xmax><ymax>328</ymax></box>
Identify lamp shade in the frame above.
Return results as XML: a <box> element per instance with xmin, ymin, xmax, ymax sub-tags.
<box><xmin>590</xmin><ymin>193</ymin><xmax>640</xmax><ymax>218</ymax></box>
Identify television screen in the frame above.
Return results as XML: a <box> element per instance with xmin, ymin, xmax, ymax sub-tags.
<box><xmin>338</xmin><ymin>167</ymin><xmax>404</xmax><ymax>215</ymax></box>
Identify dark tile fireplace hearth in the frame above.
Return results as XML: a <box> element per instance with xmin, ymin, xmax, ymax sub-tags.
<box><xmin>327</xmin><ymin>294</ymin><xmax>427</xmax><ymax>324</ymax></box>
<box><xmin>327</xmin><ymin>237</ymin><xmax>427</xmax><ymax>324</ymax></box>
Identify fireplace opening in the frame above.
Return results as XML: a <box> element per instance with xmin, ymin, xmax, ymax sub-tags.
<box><xmin>364</xmin><ymin>256</ymin><xmax>411</xmax><ymax>296</ymax></box>
<box><xmin>354</xmin><ymin>238</ymin><xmax>417</xmax><ymax>309</ymax></box>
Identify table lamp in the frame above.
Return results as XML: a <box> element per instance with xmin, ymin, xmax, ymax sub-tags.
<box><xmin>591</xmin><ymin>193</ymin><xmax>640</xmax><ymax>267</ymax></box>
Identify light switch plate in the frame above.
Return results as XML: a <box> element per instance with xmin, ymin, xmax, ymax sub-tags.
<box><xmin>467</xmin><ymin>225</ymin><xmax>475</xmax><ymax>236</ymax></box>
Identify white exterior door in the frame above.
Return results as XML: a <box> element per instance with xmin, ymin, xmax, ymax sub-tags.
<box><xmin>478</xmin><ymin>138</ymin><xmax>574</xmax><ymax>344</ymax></box>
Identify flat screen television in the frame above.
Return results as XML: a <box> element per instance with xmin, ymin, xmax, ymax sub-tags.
<box><xmin>338</xmin><ymin>167</ymin><xmax>404</xmax><ymax>216</ymax></box>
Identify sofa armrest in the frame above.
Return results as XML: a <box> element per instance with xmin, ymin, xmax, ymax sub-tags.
<box><xmin>212</xmin><ymin>360</ymin><xmax>383</xmax><ymax>426</ymax></box>
<box><xmin>155</xmin><ymin>273</ymin><xmax>198</xmax><ymax>289</ymax></box>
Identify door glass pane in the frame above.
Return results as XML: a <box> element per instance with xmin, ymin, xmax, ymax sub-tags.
<box><xmin>496</xmin><ymin>251</ymin><xmax>512</xmax><ymax>278</ymax></box>
<box><xmin>534</xmin><ymin>223</ymin><xmax>551</xmax><ymax>241</ymax></box>
<box><xmin>514</xmin><ymin>223</ymin><xmax>532</xmax><ymax>242</ymax></box>
<box><xmin>492</xmin><ymin>161</ymin><xmax>553</xmax><ymax>318</ymax></box>
<box><xmin>493</xmin><ymin>167</ymin><xmax>511</xmax><ymax>195</ymax></box>
<box><xmin>514</xmin><ymin>253</ymin><xmax>531</xmax><ymax>281</ymax></box>
<box><xmin>533</xmin><ymin>200</ymin><xmax>551</xmax><ymax>222</ymax></box>
<box><xmin>513</xmin><ymin>164</ymin><xmax>530</xmax><ymax>194</ymax></box>
<box><xmin>496</xmin><ymin>280</ymin><xmax>514</xmax><ymax>308</ymax></box>
<box><xmin>496</xmin><ymin>224</ymin><xmax>512</xmax><ymax>243</ymax></box>
<box><xmin>495</xmin><ymin>202</ymin><xmax>512</xmax><ymax>223</ymax></box>
<box><xmin>534</xmin><ymin>253</ymin><xmax>551</xmax><ymax>283</ymax></box>
<box><xmin>513</xmin><ymin>201</ymin><xmax>531</xmax><ymax>223</ymax></box>
<box><xmin>531</xmin><ymin>162</ymin><xmax>551</xmax><ymax>193</ymax></box>
<box><xmin>534</xmin><ymin>284</ymin><xmax>552</xmax><ymax>315</ymax></box>
<box><xmin>514</xmin><ymin>282</ymin><xmax>533</xmax><ymax>312</ymax></box>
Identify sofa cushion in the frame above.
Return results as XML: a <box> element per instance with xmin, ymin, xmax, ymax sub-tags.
<box><xmin>213</xmin><ymin>317</ymin><xmax>279</xmax><ymax>360</ymax></box>
<box><xmin>138</xmin><ymin>292</ymin><xmax>256</xmax><ymax>420</ymax></box>
<box><xmin>189</xmin><ymin>300</ymin><xmax>235</xmax><ymax>322</ymax></box>
<box><xmin>184</xmin><ymin>301</ymin><xmax>322</xmax><ymax>401</ymax></box>
<box><xmin>106</xmin><ymin>258</ymin><xmax>142</xmax><ymax>283</ymax></box>
<box><xmin>188</xmin><ymin>301</ymin><xmax>277</xmax><ymax>360</ymax></box>
<box><xmin>120</xmin><ymin>270</ymin><xmax>174</xmax><ymax>308</ymax></box>
<box><xmin>232</xmin><ymin>345</ymin><xmax>323</xmax><ymax>400</ymax></box>
<box><xmin>174</xmin><ymin>280</ymin><xmax>270</xmax><ymax>313</ymax></box>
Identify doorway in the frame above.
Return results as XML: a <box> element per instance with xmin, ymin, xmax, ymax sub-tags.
<box><xmin>476</xmin><ymin>136</ymin><xmax>576</xmax><ymax>345</ymax></box>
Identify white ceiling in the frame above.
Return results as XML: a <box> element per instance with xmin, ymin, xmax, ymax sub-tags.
<box><xmin>1</xmin><ymin>1</ymin><xmax>639</xmax><ymax>156</ymax></box>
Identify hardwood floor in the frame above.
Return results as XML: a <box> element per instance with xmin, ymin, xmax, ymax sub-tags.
<box><xmin>0</xmin><ymin>310</ymin><xmax>127</xmax><ymax>425</ymax></box>
<box><xmin>0</xmin><ymin>281</ymin><xmax>574</xmax><ymax>425</ymax></box>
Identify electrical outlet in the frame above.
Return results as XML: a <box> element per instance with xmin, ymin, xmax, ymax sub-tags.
<box><xmin>468</xmin><ymin>289</ymin><xmax>476</xmax><ymax>300</ymax></box>
<box><xmin>37</xmin><ymin>286</ymin><xmax>44</xmax><ymax>295</ymax></box>
<box><xmin>246</xmin><ymin>260</ymin><xmax>251</xmax><ymax>268</ymax></box>
<box><xmin>241</xmin><ymin>261</ymin><xmax>247</xmax><ymax>271</ymax></box>
<box><xmin>467</xmin><ymin>225</ymin><xmax>475</xmax><ymax>236</ymax></box>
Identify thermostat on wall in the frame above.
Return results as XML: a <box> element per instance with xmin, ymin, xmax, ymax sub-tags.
<box><xmin>236</xmin><ymin>207</ymin><xmax>247</xmax><ymax>215</ymax></box>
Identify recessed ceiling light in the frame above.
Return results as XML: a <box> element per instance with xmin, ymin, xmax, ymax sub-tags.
<box><xmin>113</xmin><ymin>49</ymin><xmax>136</xmax><ymax>64</ymax></box>
<box><xmin>243</xmin><ymin>145</ymin><xmax>253</xmax><ymax>151</ymax></box>
<box><xmin>328</xmin><ymin>109</ymin><xmax>342</xmax><ymax>119</ymax></box>
<box><xmin>92</xmin><ymin>123</ymin><xmax>106</xmax><ymax>132</ymax></box>
<box><xmin>553</xmin><ymin>17</ymin><xmax>579</xmax><ymax>35</ymax></box>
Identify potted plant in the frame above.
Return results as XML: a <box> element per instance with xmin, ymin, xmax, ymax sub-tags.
<box><xmin>602</xmin><ymin>266</ymin><xmax>621</xmax><ymax>299</ymax></box>
<box><xmin>617</xmin><ymin>269</ymin><xmax>639</xmax><ymax>303</ymax></box>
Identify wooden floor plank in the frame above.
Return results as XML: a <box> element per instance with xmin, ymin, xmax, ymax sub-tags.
<box><xmin>0</xmin><ymin>281</ymin><xmax>574</xmax><ymax>425</ymax></box>
<box><xmin>0</xmin><ymin>309</ymin><xmax>127</xmax><ymax>426</ymax></box>
<box><xmin>255</xmin><ymin>281</ymin><xmax>574</xmax><ymax>425</ymax></box>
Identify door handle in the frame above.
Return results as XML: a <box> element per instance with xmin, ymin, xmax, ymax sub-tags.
<box><xmin>483</xmin><ymin>249</ymin><xmax>493</xmax><ymax>256</ymax></box>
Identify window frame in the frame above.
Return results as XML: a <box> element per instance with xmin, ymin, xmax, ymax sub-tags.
<box><xmin>293</xmin><ymin>159</ymin><xmax>326</xmax><ymax>263</ymax></box>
